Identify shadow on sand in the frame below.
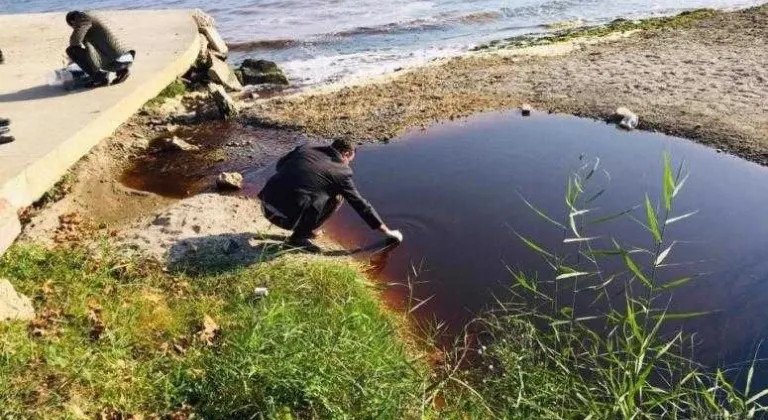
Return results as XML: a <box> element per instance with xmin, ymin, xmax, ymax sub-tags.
<box><xmin>0</xmin><ymin>84</ymin><xmax>77</xmax><ymax>102</ymax></box>
<box><xmin>167</xmin><ymin>232</ymin><xmax>399</xmax><ymax>276</ymax></box>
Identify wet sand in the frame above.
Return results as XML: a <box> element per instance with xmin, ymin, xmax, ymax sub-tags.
<box><xmin>248</xmin><ymin>5</ymin><xmax>768</xmax><ymax>165</ymax></box>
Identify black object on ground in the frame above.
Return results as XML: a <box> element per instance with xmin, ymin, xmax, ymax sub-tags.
<box><xmin>112</xmin><ymin>68</ymin><xmax>131</xmax><ymax>85</ymax></box>
<box><xmin>0</xmin><ymin>136</ymin><xmax>15</xmax><ymax>145</ymax></box>
<box><xmin>236</xmin><ymin>58</ymin><xmax>289</xmax><ymax>86</ymax></box>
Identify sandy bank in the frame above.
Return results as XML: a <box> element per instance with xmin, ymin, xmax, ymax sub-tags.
<box><xmin>248</xmin><ymin>5</ymin><xmax>768</xmax><ymax>165</ymax></box>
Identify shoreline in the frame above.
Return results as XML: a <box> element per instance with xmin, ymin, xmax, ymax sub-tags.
<box><xmin>16</xmin><ymin>4</ymin><xmax>768</xmax><ymax>248</ymax></box>
<box><xmin>249</xmin><ymin>4</ymin><xmax>768</xmax><ymax>166</ymax></box>
<box><xmin>4</xmin><ymin>6</ymin><xmax>768</xmax><ymax>418</ymax></box>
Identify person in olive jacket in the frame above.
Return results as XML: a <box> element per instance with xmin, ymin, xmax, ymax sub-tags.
<box><xmin>259</xmin><ymin>139</ymin><xmax>403</xmax><ymax>251</ymax></box>
<box><xmin>65</xmin><ymin>11</ymin><xmax>135</xmax><ymax>87</ymax></box>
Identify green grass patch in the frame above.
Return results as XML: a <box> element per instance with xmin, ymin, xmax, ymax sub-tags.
<box><xmin>4</xmin><ymin>153</ymin><xmax>767</xmax><ymax>418</ymax></box>
<box><xmin>145</xmin><ymin>79</ymin><xmax>188</xmax><ymax>108</ymax></box>
<box><xmin>0</xmin><ymin>244</ymin><xmax>430</xmax><ymax>418</ymax></box>
<box><xmin>473</xmin><ymin>8</ymin><xmax>717</xmax><ymax>51</ymax></box>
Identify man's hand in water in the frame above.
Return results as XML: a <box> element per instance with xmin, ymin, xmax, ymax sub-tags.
<box><xmin>379</xmin><ymin>225</ymin><xmax>404</xmax><ymax>243</ymax></box>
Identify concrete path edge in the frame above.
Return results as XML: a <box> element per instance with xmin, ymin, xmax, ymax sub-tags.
<box><xmin>0</xmin><ymin>16</ymin><xmax>202</xmax><ymax>256</ymax></box>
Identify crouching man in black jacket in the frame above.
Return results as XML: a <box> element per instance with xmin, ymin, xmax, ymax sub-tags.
<box><xmin>258</xmin><ymin>139</ymin><xmax>403</xmax><ymax>251</ymax></box>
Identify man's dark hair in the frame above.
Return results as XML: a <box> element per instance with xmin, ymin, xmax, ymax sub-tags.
<box><xmin>66</xmin><ymin>11</ymin><xmax>86</xmax><ymax>25</ymax></box>
<box><xmin>331</xmin><ymin>138</ymin><xmax>356</xmax><ymax>154</ymax></box>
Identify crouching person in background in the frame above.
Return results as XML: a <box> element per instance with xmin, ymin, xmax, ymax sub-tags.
<box><xmin>65</xmin><ymin>11</ymin><xmax>135</xmax><ymax>88</ymax></box>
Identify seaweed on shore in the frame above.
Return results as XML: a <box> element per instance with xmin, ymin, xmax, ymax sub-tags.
<box><xmin>472</xmin><ymin>8</ymin><xmax>717</xmax><ymax>52</ymax></box>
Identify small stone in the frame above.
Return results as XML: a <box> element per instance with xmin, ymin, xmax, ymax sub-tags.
<box><xmin>521</xmin><ymin>104</ymin><xmax>532</xmax><ymax>116</ymax></box>
<box><xmin>217</xmin><ymin>172</ymin><xmax>243</xmax><ymax>190</ymax></box>
<box><xmin>0</xmin><ymin>279</ymin><xmax>35</xmax><ymax>322</ymax></box>
<box><xmin>613</xmin><ymin>107</ymin><xmax>639</xmax><ymax>130</ymax></box>
<box><xmin>619</xmin><ymin>114</ymin><xmax>639</xmax><ymax>130</ymax></box>
<box><xmin>253</xmin><ymin>287</ymin><xmax>269</xmax><ymax>298</ymax></box>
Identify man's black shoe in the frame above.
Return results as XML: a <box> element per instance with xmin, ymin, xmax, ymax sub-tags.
<box><xmin>0</xmin><ymin>118</ymin><xmax>9</xmax><ymax>127</ymax></box>
<box><xmin>112</xmin><ymin>68</ymin><xmax>130</xmax><ymax>85</ymax></box>
<box><xmin>0</xmin><ymin>136</ymin><xmax>16</xmax><ymax>145</ymax></box>
<box><xmin>286</xmin><ymin>236</ymin><xmax>323</xmax><ymax>253</ymax></box>
<box><xmin>86</xmin><ymin>72</ymin><xmax>109</xmax><ymax>88</ymax></box>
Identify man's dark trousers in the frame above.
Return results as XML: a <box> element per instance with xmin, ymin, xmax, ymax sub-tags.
<box><xmin>263</xmin><ymin>195</ymin><xmax>343</xmax><ymax>239</ymax></box>
<box><xmin>65</xmin><ymin>45</ymin><xmax>104</xmax><ymax>79</ymax></box>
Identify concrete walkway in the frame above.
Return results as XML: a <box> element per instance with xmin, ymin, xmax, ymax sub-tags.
<box><xmin>0</xmin><ymin>10</ymin><xmax>201</xmax><ymax>253</ymax></box>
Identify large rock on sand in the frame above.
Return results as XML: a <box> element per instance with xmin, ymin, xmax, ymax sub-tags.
<box><xmin>236</xmin><ymin>59</ymin><xmax>289</xmax><ymax>86</ymax></box>
<box><xmin>0</xmin><ymin>279</ymin><xmax>34</xmax><ymax>322</ymax></box>
<box><xmin>208</xmin><ymin>56</ymin><xmax>243</xmax><ymax>92</ymax></box>
<box><xmin>217</xmin><ymin>172</ymin><xmax>244</xmax><ymax>190</ymax></box>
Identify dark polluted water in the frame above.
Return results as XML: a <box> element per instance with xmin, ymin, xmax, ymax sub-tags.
<box><xmin>321</xmin><ymin>111</ymin><xmax>768</xmax><ymax>380</ymax></box>
<box><xmin>121</xmin><ymin>111</ymin><xmax>768</xmax><ymax>385</ymax></box>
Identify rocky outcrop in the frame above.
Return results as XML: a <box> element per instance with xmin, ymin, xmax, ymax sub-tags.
<box><xmin>0</xmin><ymin>279</ymin><xmax>34</xmax><ymax>322</ymax></box>
<box><xmin>236</xmin><ymin>59</ymin><xmax>289</xmax><ymax>86</ymax></box>
<box><xmin>193</xmin><ymin>9</ymin><xmax>229</xmax><ymax>57</ymax></box>
<box><xmin>208</xmin><ymin>56</ymin><xmax>243</xmax><ymax>92</ymax></box>
<box><xmin>208</xmin><ymin>83</ymin><xmax>239</xmax><ymax>119</ymax></box>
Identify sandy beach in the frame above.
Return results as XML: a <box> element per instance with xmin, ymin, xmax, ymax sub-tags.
<box><xmin>249</xmin><ymin>5</ymin><xmax>768</xmax><ymax>165</ymax></box>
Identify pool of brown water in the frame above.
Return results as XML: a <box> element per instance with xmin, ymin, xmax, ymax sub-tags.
<box><xmin>120</xmin><ymin>121</ymin><xmax>308</xmax><ymax>198</ymax></box>
<box><xmin>318</xmin><ymin>111</ymin><xmax>768</xmax><ymax>375</ymax></box>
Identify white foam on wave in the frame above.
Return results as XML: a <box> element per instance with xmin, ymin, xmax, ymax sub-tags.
<box><xmin>278</xmin><ymin>43</ymin><xmax>468</xmax><ymax>87</ymax></box>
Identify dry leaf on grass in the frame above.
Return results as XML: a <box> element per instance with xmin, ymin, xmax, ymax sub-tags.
<box><xmin>87</xmin><ymin>301</ymin><xmax>106</xmax><ymax>341</ymax></box>
<box><xmin>196</xmin><ymin>314</ymin><xmax>221</xmax><ymax>346</ymax></box>
<box><xmin>28</xmin><ymin>307</ymin><xmax>63</xmax><ymax>339</ymax></box>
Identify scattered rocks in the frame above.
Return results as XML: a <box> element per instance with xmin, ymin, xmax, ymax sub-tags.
<box><xmin>237</xmin><ymin>58</ymin><xmax>289</xmax><ymax>86</ymax></box>
<box><xmin>521</xmin><ymin>104</ymin><xmax>533</xmax><ymax>116</ymax></box>
<box><xmin>207</xmin><ymin>56</ymin><xmax>243</xmax><ymax>92</ymax></box>
<box><xmin>217</xmin><ymin>172</ymin><xmax>244</xmax><ymax>190</ymax></box>
<box><xmin>152</xmin><ymin>136</ymin><xmax>200</xmax><ymax>152</ymax></box>
<box><xmin>0</xmin><ymin>279</ymin><xmax>35</xmax><ymax>322</ymax></box>
<box><xmin>193</xmin><ymin>9</ymin><xmax>229</xmax><ymax>56</ymax></box>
